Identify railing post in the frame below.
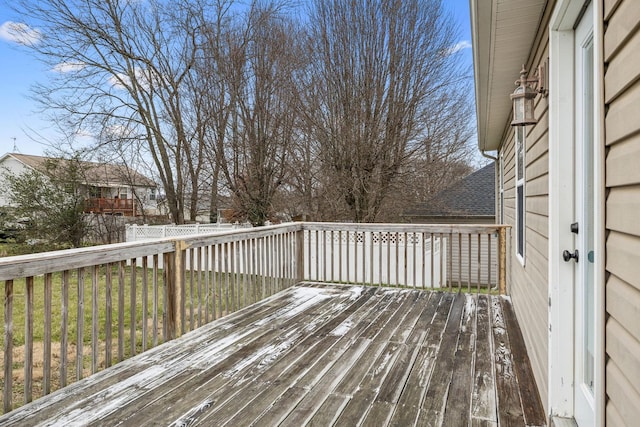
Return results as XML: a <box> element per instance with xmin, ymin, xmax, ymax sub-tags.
<box><xmin>498</xmin><ymin>226</ymin><xmax>507</xmax><ymax>295</ymax></box>
<box><xmin>296</xmin><ymin>228</ymin><xmax>305</xmax><ymax>283</ymax></box>
<box><xmin>168</xmin><ymin>240</ymin><xmax>187</xmax><ymax>339</ymax></box>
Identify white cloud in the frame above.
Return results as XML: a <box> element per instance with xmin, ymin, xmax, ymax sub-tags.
<box><xmin>104</xmin><ymin>124</ymin><xmax>133</xmax><ymax>138</ymax></box>
<box><xmin>0</xmin><ymin>21</ymin><xmax>41</xmax><ymax>46</ymax></box>
<box><xmin>52</xmin><ymin>61</ymin><xmax>86</xmax><ymax>73</ymax></box>
<box><xmin>109</xmin><ymin>67</ymin><xmax>159</xmax><ymax>91</ymax></box>
<box><xmin>108</xmin><ymin>72</ymin><xmax>130</xmax><ymax>90</ymax></box>
<box><xmin>448</xmin><ymin>40</ymin><xmax>472</xmax><ymax>55</ymax></box>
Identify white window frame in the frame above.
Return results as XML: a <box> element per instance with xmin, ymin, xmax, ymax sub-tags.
<box><xmin>499</xmin><ymin>151</ymin><xmax>505</xmax><ymax>224</ymax></box>
<box><xmin>515</xmin><ymin>126</ymin><xmax>526</xmax><ymax>264</ymax></box>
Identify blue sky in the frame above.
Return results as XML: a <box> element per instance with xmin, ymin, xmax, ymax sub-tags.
<box><xmin>0</xmin><ymin>0</ymin><xmax>474</xmax><ymax>157</ymax></box>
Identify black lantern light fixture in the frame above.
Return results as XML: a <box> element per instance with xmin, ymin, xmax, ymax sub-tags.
<box><xmin>510</xmin><ymin>63</ymin><xmax>547</xmax><ymax>126</ymax></box>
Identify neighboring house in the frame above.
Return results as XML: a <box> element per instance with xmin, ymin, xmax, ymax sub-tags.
<box><xmin>403</xmin><ymin>162</ymin><xmax>495</xmax><ymax>224</ymax></box>
<box><xmin>0</xmin><ymin>153</ymin><xmax>158</xmax><ymax>217</ymax></box>
<box><xmin>471</xmin><ymin>0</ymin><xmax>639</xmax><ymax>425</ymax></box>
<box><xmin>403</xmin><ymin>162</ymin><xmax>497</xmax><ymax>287</ymax></box>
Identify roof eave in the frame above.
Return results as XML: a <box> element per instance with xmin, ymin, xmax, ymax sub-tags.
<box><xmin>470</xmin><ymin>0</ymin><xmax>548</xmax><ymax>152</ymax></box>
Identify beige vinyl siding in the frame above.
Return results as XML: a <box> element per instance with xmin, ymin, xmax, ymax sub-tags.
<box><xmin>499</xmin><ymin>39</ymin><xmax>550</xmax><ymax>413</ymax></box>
<box><xmin>604</xmin><ymin>0</ymin><xmax>640</xmax><ymax>424</ymax></box>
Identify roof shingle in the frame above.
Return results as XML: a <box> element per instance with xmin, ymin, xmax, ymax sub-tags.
<box><xmin>7</xmin><ymin>153</ymin><xmax>156</xmax><ymax>188</ymax></box>
<box><xmin>404</xmin><ymin>163</ymin><xmax>495</xmax><ymax>219</ymax></box>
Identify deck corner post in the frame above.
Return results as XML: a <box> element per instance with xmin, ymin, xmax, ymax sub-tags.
<box><xmin>498</xmin><ymin>226</ymin><xmax>507</xmax><ymax>295</ymax></box>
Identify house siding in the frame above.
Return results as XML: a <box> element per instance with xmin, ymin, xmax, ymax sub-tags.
<box><xmin>0</xmin><ymin>156</ymin><xmax>30</xmax><ymax>207</ymax></box>
<box><xmin>604</xmin><ymin>0</ymin><xmax>640</xmax><ymax>423</ymax></box>
<box><xmin>494</xmin><ymin>1</ymin><xmax>556</xmax><ymax>408</ymax></box>
<box><xmin>499</xmin><ymin>40</ymin><xmax>551</xmax><ymax>413</ymax></box>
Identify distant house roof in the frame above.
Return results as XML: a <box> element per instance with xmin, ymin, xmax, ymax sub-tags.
<box><xmin>2</xmin><ymin>153</ymin><xmax>156</xmax><ymax>188</ymax></box>
<box><xmin>403</xmin><ymin>163</ymin><xmax>495</xmax><ymax>222</ymax></box>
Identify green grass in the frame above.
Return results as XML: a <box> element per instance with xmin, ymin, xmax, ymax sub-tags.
<box><xmin>0</xmin><ymin>241</ymin><xmax>85</xmax><ymax>258</ymax></box>
<box><xmin>0</xmin><ymin>266</ymin><xmax>278</xmax><ymax>350</ymax></box>
<box><xmin>1</xmin><ymin>265</ymin><xmax>164</xmax><ymax>354</ymax></box>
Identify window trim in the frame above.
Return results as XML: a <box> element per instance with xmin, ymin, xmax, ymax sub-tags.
<box><xmin>499</xmin><ymin>151</ymin><xmax>504</xmax><ymax>224</ymax></box>
<box><xmin>515</xmin><ymin>126</ymin><xmax>525</xmax><ymax>264</ymax></box>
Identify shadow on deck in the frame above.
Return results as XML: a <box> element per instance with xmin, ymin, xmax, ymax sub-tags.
<box><xmin>0</xmin><ymin>283</ymin><xmax>546</xmax><ymax>426</ymax></box>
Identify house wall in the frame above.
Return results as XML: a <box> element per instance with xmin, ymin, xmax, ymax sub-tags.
<box><xmin>603</xmin><ymin>0</ymin><xmax>640</xmax><ymax>424</ymax></box>
<box><xmin>0</xmin><ymin>155</ymin><xmax>31</xmax><ymax>207</ymax></box>
<box><xmin>498</xmin><ymin>18</ymin><xmax>552</xmax><ymax>413</ymax></box>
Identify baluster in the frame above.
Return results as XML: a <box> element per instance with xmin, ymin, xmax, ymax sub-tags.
<box><xmin>60</xmin><ymin>271</ymin><xmax>69</xmax><ymax>387</ymax></box>
<box><xmin>3</xmin><ymin>279</ymin><xmax>13</xmax><ymax>412</ymax></box>
<box><xmin>76</xmin><ymin>268</ymin><xmax>84</xmax><ymax>380</ymax></box>
<box><xmin>91</xmin><ymin>266</ymin><xmax>99</xmax><ymax>374</ymax></box>
<box><xmin>141</xmin><ymin>257</ymin><xmax>148</xmax><ymax>352</ymax></box>
<box><xmin>43</xmin><ymin>273</ymin><xmax>52</xmax><ymax>395</ymax></box>
<box><xmin>105</xmin><ymin>263</ymin><xmax>113</xmax><ymax>367</ymax></box>
<box><xmin>24</xmin><ymin>276</ymin><xmax>33</xmax><ymax>403</ymax></box>
<box><xmin>130</xmin><ymin>258</ymin><xmax>137</xmax><ymax>356</ymax></box>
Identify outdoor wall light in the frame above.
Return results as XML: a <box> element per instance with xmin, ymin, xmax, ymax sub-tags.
<box><xmin>510</xmin><ymin>63</ymin><xmax>547</xmax><ymax>126</ymax></box>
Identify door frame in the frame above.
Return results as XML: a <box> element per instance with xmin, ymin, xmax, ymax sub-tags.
<box><xmin>548</xmin><ymin>0</ymin><xmax>605</xmax><ymax>424</ymax></box>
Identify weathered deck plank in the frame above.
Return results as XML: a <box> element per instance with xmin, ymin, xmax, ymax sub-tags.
<box><xmin>121</xmin><ymin>286</ymin><xmax>376</xmax><ymax>426</ymax></box>
<box><xmin>471</xmin><ymin>294</ymin><xmax>498</xmax><ymax>424</ymax></box>
<box><xmin>0</xmin><ymin>284</ymin><xmax>546</xmax><ymax>427</ymax></box>
<box><xmin>416</xmin><ymin>292</ymin><xmax>466</xmax><ymax>425</ymax></box>
<box><xmin>491</xmin><ymin>295</ymin><xmax>526</xmax><ymax>427</ymax></box>
<box><xmin>500</xmin><ymin>297</ymin><xmax>547</xmax><ymax>427</ymax></box>
<box><xmin>442</xmin><ymin>294</ymin><xmax>476</xmax><ymax>426</ymax></box>
<box><xmin>114</xmin><ymin>294</ymin><xmax>353</xmax><ymax>425</ymax></box>
<box><xmin>387</xmin><ymin>293</ymin><xmax>453</xmax><ymax>426</ymax></box>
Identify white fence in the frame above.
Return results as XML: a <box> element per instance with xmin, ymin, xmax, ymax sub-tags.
<box><xmin>126</xmin><ymin>223</ymin><xmax>250</xmax><ymax>242</ymax></box>
<box><xmin>303</xmin><ymin>229</ymin><xmax>446</xmax><ymax>287</ymax></box>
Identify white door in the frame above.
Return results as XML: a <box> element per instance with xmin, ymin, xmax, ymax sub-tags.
<box><xmin>568</xmin><ymin>3</ymin><xmax>596</xmax><ymax>425</ymax></box>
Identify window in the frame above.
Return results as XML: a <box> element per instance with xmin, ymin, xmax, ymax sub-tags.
<box><xmin>515</xmin><ymin>126</ymin><xmax>525</xmax><ymax>261</ymax></box>
<box><xmin>150</xmin><ymin>188</ymin><xmax>156</xmax><ymax>201</ymax></box>
<box><xmin>119</xmin><ymin>189</ymin><xmax>128</xmax><ymax>199</ymax></box>
<box><xmin>499</xmin><ymin>151</ymin><xmax>504</xmax><ymax>224</ymax></box>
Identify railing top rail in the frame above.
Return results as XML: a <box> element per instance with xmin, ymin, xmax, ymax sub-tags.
<box><xmin>0</xmin><ymin>240</ymin><xmax>176</xmax><ymax>281</ymax></box>
<box><xmin>0</xmin><ymin>223</ymin><xmax>303</xmax><ymax>281</ymax></box>
<box><xmin>0</xmin><ymin>221</ymin><xmax>510</xmax><ymax>282</ymax></box>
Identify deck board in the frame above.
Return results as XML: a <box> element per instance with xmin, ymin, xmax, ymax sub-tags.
<box><xmin>0</xmin><ymin>283</ymin><xmax>546</xmax><ymax>426</ymax></box>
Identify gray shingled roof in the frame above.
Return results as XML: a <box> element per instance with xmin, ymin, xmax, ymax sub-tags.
<box><xmin>404</xmin><ymin>163</ymin><xmax>495</xmax><ymax>219</ymax></box>
<box><xmin>7</xmin><ymin>153</ymin><xmax>156</xmax><ymax>188</ymax></box>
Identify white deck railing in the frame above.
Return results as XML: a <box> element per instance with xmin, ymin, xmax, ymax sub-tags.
<box><xmin>0</xmin><ymin>222</ymin><xmax>509</xmax><ymax>413</ymax></box>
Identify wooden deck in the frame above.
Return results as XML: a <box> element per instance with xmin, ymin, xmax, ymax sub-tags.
<box><xmin>0</xmin><ymin>283</ymin><xmax>546</xmax><ymax>426</ymax></box>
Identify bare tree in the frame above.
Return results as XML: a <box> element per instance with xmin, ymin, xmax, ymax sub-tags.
<box><xmin>206</xmin><ymin>3</ymin><xmax>306</xmax><ymax>226</ymax></box>
<box><xmin>11</xmin><ymin>0</ymin><xmax>473</xmax><ymax>226</ymax></box>
<box><xmin>303</xmin><ymin>0</ymin><xmax>470</xmax><ymax>222</ymax></box>
<box><xmin>13</xmin><ymin>0</ymin><xmax>214</xmax><ymax>224</ymax></box>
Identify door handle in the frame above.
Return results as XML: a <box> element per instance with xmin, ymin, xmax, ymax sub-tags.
<box><xmin>562</xmin><ymin>249</ymin><xmax>579</xmax><ymax>262</ymax></box>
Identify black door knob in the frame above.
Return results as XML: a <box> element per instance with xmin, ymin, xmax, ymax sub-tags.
<box><xmin>562</xmin><ymin>249</ymin><xmax>579</xmax><ymax>262</ymax></box>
